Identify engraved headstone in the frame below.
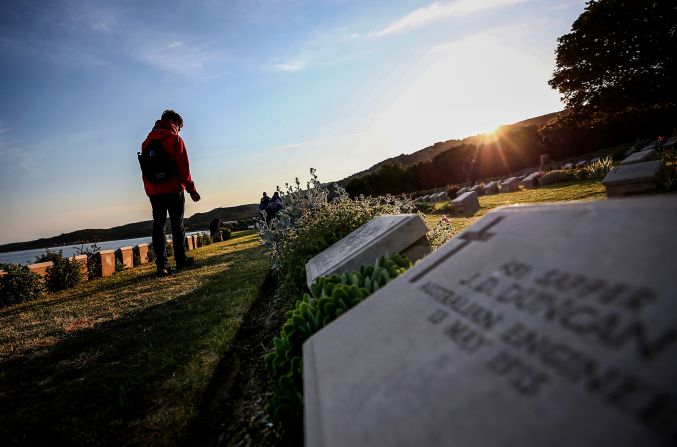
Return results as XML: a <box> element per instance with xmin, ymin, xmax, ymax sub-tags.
<box><xmin>305</xmin><ymin>215</ymin><xmax>430</xmax><ymax>288</ymax></box>
<box><xmin>621</xmin><ymin>149</ymin><xmax>657</xmax><ymax>165</ymax></box>
<box><xmin>134</xmin><ymin>244</ymin><xmax>150</xmax><ymax>265</ymax></box>
<box><xmin>521</xmin><ymin>171</ymin><xmax>542</xmax><ymax>188</ymax></box>
<box><xmin>449</xmin><ymin>191</ymin><xmax>480</xmax><ymax>216</ymax></box>
<box><xmin>99</xmin><ymin>250</ymin><xmax>115</xmax><ymax>277</ymax></box>
<box><xmin>483</xmin><ymin>181</ymin><xmax>499</xmax><ymax>195</ymax></box>
<box><xmin>499</xmin><ymin>177</ymin><xmax>520</xmax><ymax>192</ymax></box>
<box><xmin>602</xmin><ymin>160</ymin><xmax>663</xmax><ymax>197</ymax></box>
<box><xmin>72</xmin><ymin>254</ymin><xmax>88</xmax><ymax>277</ymax></box>
<box><xmin>304</xmin><ymin>196</ymin><xmax>677</xmax><ymax>447</ymax></box>
<box><xmin>115</xmin><ymin>246</ymin><xmax>133</xmax><ymax>269</ymax></box>
<box><xmin>27</xmin><ymin>261</ymin><xmax>53</xmax><ymax>278</ymax></box>
<box><xmin>468</xmin><ymin>184</ymin><xmax>482</xmax><ymax>195</ymax></box>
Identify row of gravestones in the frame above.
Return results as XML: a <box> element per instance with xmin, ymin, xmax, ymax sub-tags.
<box><xmin>416</xmin><ymin>145</ymin><xmax>668</xmax><ymax>219</ymax></box>
<box><xmin>301</xmin><ymin>195</ymin><xmax>677</xmax><ymax>446</ymax></box>
<box><xmin>0</xmin><ymin>234</ymin><xmax>204</xmax><ymax>280</ymax></box>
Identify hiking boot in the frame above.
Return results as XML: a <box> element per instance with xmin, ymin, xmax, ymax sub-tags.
<box><xmin>156</xmin><ymin>267</ymin><xmax>175</xmax><ymax>277</ymax></box>
<box><xmin>176</xmin><ymin>257</ymin><xmax>195</xmax><ymax>269</ymax></box>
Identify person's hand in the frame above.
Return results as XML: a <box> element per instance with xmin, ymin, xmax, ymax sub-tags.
<box><xmin>190</xmin><ymin>191</ymin><xmax>201</xmax><ymax>202</ymax></box>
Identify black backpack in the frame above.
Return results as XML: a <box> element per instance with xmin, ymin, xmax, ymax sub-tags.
<box><xmin>138</xmin><ymin>139</ymin><xmax>176</xmax><ymax>183</ymax></box>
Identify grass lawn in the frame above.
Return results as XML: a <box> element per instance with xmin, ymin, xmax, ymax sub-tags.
<box><xmin>0</xmin><ymin>231</ymin><xmax>268</xmax><ymax>446</ymax></box>
<box><xmin>422</xmin><ymin>179</ymin><xmax>607</xmax><ymax>235</ymax></box>
<box><xmin>0</xmin><ymin>179</ymin><xmax>610</xmax><ymax>446</ymax></box>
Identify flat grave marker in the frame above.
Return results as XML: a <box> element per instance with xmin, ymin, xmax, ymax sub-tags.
<box><xmin>621</xmin><ymin>149</ymin><xmax>657</xmax><ymax>165</ymax></box>
<box><xmin>521</xmin><ymin>171</ymin><xmax>541</xmax><ymax>188</ymax></box>
<box><xmin>449</xmin><ymin>190</ymin><xmax>480</xmax><ymax>216</ymax></box>
<box><xmin>483</xmin><ymin>181</ymin><xmax>499</xmax><ymax>195</ymax></box>
<box><xmin>304</xmin><ymin>196</ymin><xmax>677</xmax><ymax>447</ymax></box>
<box><xmin>602</xmin><ymin>160</ymin><xmax>663</xmax><ymax>197</ymax></box>
<box><xmin>305</xmin><ymin>214</ymin><xmax>429</xmax><ymax>288</ymax></box>
<box><xmin>499</xmin><ymin>177</ymin><xmax>520</xmax><ymax>192</ymax></box>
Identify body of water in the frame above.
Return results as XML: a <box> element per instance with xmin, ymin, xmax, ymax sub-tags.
<box><xmin>0</xmin><ymin>231</ymin><xmax>203</xmax><ymax>266</ymax></box>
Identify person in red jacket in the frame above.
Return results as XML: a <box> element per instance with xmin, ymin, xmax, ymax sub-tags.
<box><xmin>141</xmin><ymin>109</ymin><xmax>201</xmax><ymax>276</ymax></box>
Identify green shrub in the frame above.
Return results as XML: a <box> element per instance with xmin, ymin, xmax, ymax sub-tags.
<box><xmin>265</xmin><ymin>253</ymin><xmax>412</xmax><ymax>435</ymax></box>
<box><xmin>75</xmin><ymin>244</ymin><xmax>101</xmax><ymax>279</ymax></box>
<box><xmin>221</xmin><ymin>228</ymin><xmax>232</xmax><ymax>240</ymax></box>
<box><xmin>582</xmin><ymin>156</ymin><xmax>613</xmax><ymax>179</ymax></box>
<box><xmin>45</xmin><ymin>253</ymin><xmax>83</xmax><ymax>292</ymax></box>
<box><xmin>538</xmin><ymin>169</ymin><xmax>575</xmax><ymax>186</ymax></box>
<box><xmin>0</xmin><ymin>263</ymin><xmax>44</xmax><ymax>308</ymax></box>
<box><xmin>115</xmin><ymin>258</ymin><xmax>124</xmax><ymax>272</ymax></box>
<box><xmin>35</xmin><ymin>249</ymin><xmax>63</xmax><ymax>263</ymax></box>
<box><xmin>198</xmin><ymin>232</ymin><xmax>212</xmax><ymax>246</ymax></box>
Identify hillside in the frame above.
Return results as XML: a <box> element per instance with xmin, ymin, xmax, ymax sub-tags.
<box><xmin>0</xmin><ymin>204</ymin><xmax>259</xmax><ymax>253</ymax></box>
<box><xmin>337</xmin><ymin>111</ymin><xmax>559</xmax><ymax>184</ymax></box>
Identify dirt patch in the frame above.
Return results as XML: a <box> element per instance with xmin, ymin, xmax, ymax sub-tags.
<box><xmin>190</xmin><ymin>270</ymin><xmax>296</xmax><ymax>447</ymax></box>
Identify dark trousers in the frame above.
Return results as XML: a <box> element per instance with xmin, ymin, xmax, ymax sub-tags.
<box><xmin>149</xmin><ymin>191</ymin><xmax>187</xmax><ymax>270</ymax></box>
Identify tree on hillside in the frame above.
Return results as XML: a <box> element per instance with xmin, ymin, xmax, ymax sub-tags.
<box><xmin>549</xmin><ymin>0</ymin><xmax>677</xmax><ymax>128</ymax></box>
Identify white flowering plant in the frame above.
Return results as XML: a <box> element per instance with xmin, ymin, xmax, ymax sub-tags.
<box><xmin>257</xmin><ymin>168</ymin><xmax>416</xmax><ymax>299</ymax></box>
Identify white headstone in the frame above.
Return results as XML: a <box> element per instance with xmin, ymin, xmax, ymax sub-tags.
<box><xmin>522</xmin><ymin>171</ymin><xmax>542</xmax><ymax>189</ymax></box>
<box><xmin>469</xmin><ymin>184</ymin><xmax>482</xmax><ymax>195</ymax></box>
<box><xmin>575</xmin><ymin>160</ymin><xmax>588</xmax><ymax>168</ymax></box>
<box><xmin>602</xmin><ymin>160</ymin><xmax>663</xmax><ymax>197</ymax></box>
<box><xmin>499</xmin><ymin>176</ymin><xmax>520</xmax><ymax>192</ymax></box>
<box><xmin>456</xmin><ymin>186</ymin><xmax>469</xmax><ymax>196</ymax></box>
<box><xmin>621</xmin><ymin>149</ymin><xmax>658</xmax><ymax>166</ymax></box>
<box><xmin>305</xmin><ymin>214</ymin><xmax>430</xmax><ymax>288</ymax></box>
<box><xmin>449</xmin><ymin>191</ymin><xmax>480</xmax><ymax>216</ymax></box>
<box><xmin>590</xmin><ymin>157</ymin><xmax>601</xmax><ymax>164</ymax></box>
<box><xmin>304</xmin><ymin>196</ymin><xmax>677</xmax><ymax>447</ymax></box>
<box><xmin>483</xmin><ymin>181</ymin><xmax>499</xmax><ymax>195</ymax></box>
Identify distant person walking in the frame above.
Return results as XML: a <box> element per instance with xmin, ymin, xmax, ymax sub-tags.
<box><xmin>138</xmin><ymin>109</ymin><xmax>201</xmax><ymax>277</ymax></box>
<box><xmin>259</xmin><ymin>192</ymin><xmax>270</xmax><ymax>213</ymax></box>
<box><xmin>266</xmin><ymin>191</ymin><xmax>283</xmax><ymax>224</ymax></box>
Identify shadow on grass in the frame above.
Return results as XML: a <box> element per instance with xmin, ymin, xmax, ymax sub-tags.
<box><xmin>0</xmin><ymin>243</ymin><xmax>266</xmax><ymax>447</ymax></box>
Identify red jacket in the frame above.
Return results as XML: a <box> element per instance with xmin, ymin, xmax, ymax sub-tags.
<box><xmin>141</xmin><ymin>120</ymin><xmax>197</xmax><ymax>196</ymax></box>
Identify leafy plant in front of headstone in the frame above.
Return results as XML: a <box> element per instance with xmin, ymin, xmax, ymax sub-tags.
<box><xmin>257</xmin><ymin>168</ymin><xmax>415</xmax><ymax>299</ymax></box>
<box><xmin>45</xmin><ymin>252</ymin><xmax>83</xmax><ymax>292</ymax></box>
<box><xmin>198</xmin><ymin>232</ymin><xmax>212</xmax><ymax>246</ymax></box>
<box><xmin>582</xmin><ymin>156</ymin><xmax>613</xmax><ymax>179</ymax></box>
<box><xmin>538</xmin><ymin>169</ymin><xmax>575</xmax><ymax>186</ymax></box>
<box><xmin>115</xmin><ymin>258</ymin><xmax>124</xmax><ymax>272</ymax></box>
<box><xmin>74</xmin><ymin>244</ymin><xmax>101</xmax><ymax>279</ymax></box>
<box><xmin>0</xmin><ymin>263</ymin><xmax>44</xmax><ymax>308</ymax></box>
<box><xmin>35</xmin><ymin>249</ymin><xmax>63</xmax><ymax>263</ymax></box>
<box><xmin>265</xmin><ymin>253</ymin><xmax>413</xmax><ymax>436</ymax></box>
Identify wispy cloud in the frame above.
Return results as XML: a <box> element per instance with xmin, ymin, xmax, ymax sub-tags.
<box><xmin>249</xmin><ymin>132</ymin><xmax>363</xmax><ymax>159</ymax></box>
<box><xmin>369</xmin><ymin>0</ymin><xmax>528</xmax><ymax>38</ymax></box>
<box><xmin>137</xmin><ymin>39</ymin><xmax>223</xmax><ymax>77</ymax></box>
<box><xmin>270</xmin><ymin>28</ymin><xmax>368</xmax><ymax>73</ymax></box>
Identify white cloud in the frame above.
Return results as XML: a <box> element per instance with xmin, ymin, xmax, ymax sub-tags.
<box><xmin>138</xmin><ymin>40</ymin><xmax>221</xmax><ymax>77</ymax></box>
<box><xmin>369</xmin><ymin>0</ymin><xmax>528</xmax><ymax>38</ymax></box>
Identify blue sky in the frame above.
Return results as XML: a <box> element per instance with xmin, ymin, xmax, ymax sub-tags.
<box><xmin>0</xmin><ymin>0</ymin><xmax>586</xmax><ymax>244</ymax></box>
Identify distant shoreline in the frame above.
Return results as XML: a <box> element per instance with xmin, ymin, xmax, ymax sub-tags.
<box><xmin>0</xmin><ymin>203</ymin><xmax>259</xmax><ymax>254</ymax></box>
